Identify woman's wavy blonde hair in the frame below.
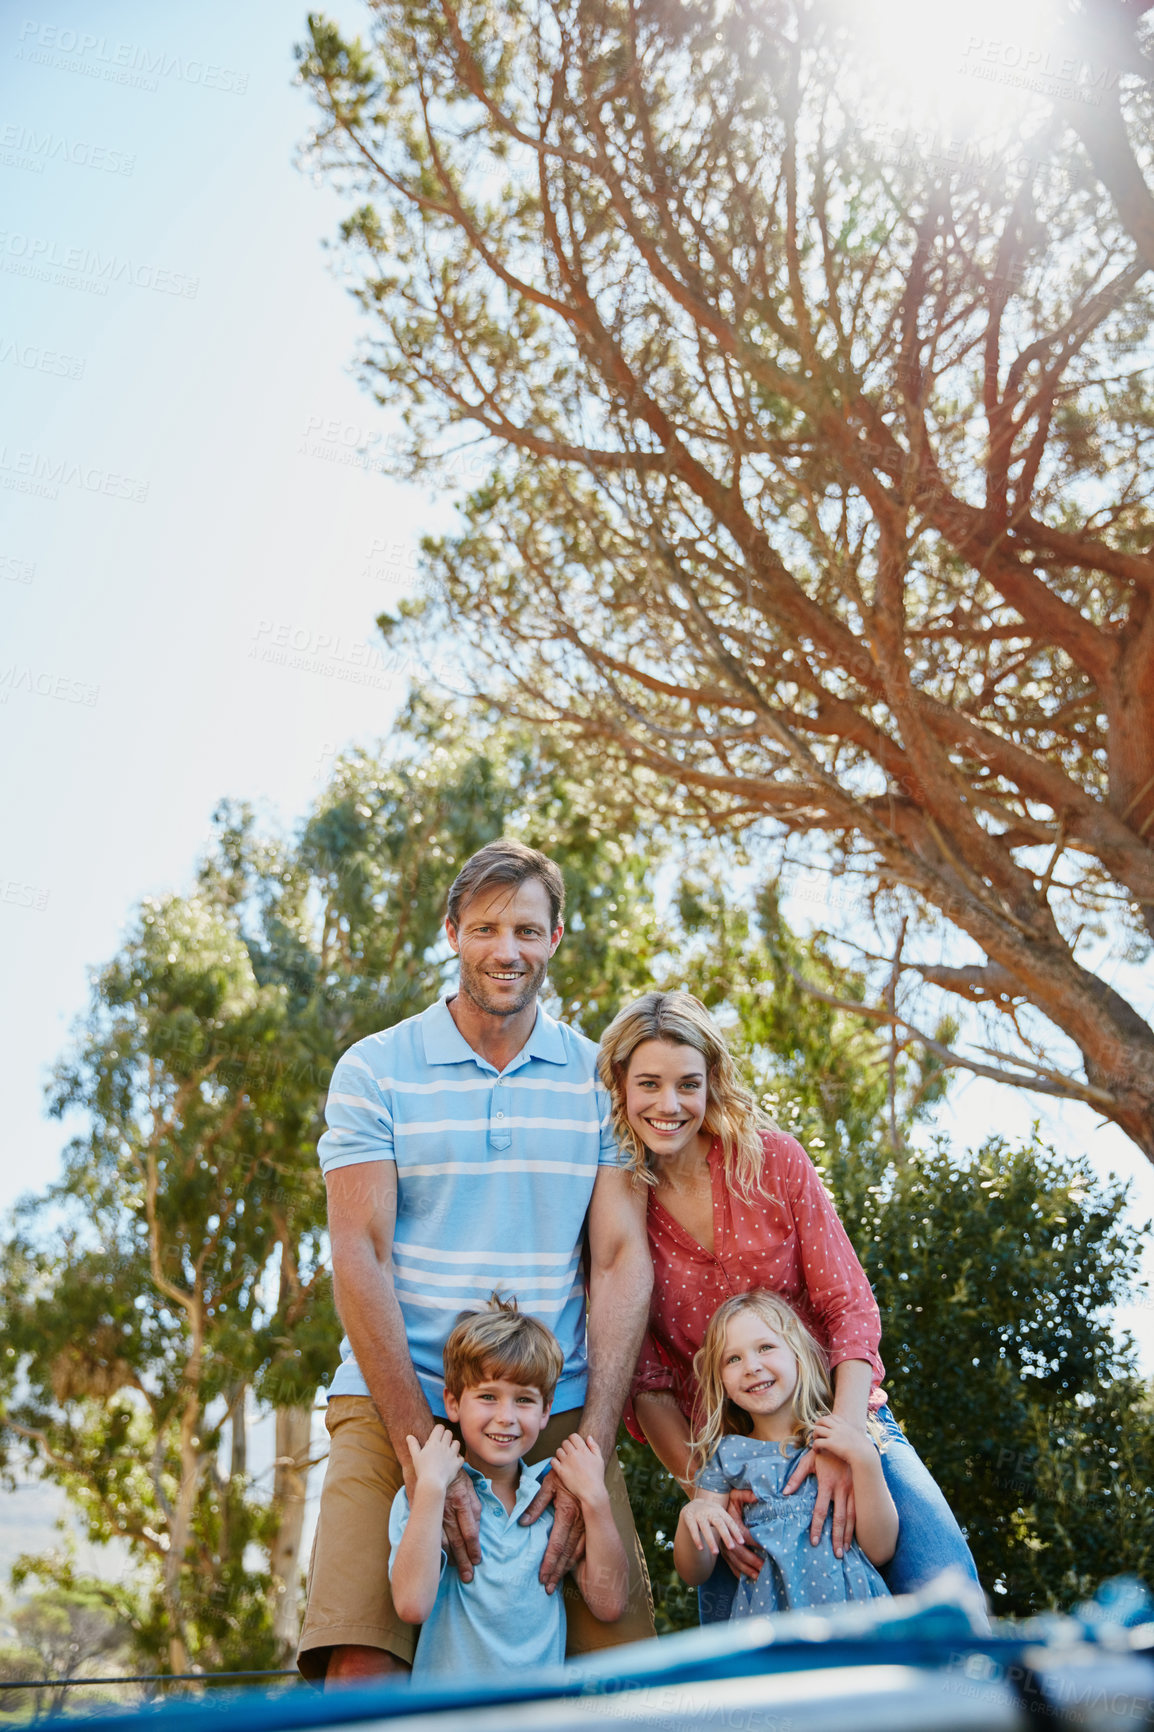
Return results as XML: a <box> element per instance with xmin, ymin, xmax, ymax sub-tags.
<box><xmin>689</xmin><ymin>1290</ymin><xmax>832</xmax><ymax>1481</ymax></box>
<box><xmin>597</xmin><ymin>991</ymin><xmax>770</xmax><ymax>1197</ymax></box>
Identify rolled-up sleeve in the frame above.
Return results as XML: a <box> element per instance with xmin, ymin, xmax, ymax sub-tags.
<box><xmin>624</xmin><ymin>1328</ymin><xmax>679</xmax><ymax>1442</ymax></box>
<box><xmin>317</xmin><ymin>1047</ymin><xmax>394</xmax><ymax>1176</ymax></box>
<box><xmin>782</xmin><ymin>1138</ymin><xmax>883</xmax><ymax>1381</ymax></box>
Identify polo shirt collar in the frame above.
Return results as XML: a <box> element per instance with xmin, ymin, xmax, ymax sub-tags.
<box><xmin>523</xmin><ymin>1003</ymin><xmax>567</xmax><ymax>1066</ymax></box>
<box><xmin>463</xmin><ymin>1454</ymin><xmax>552</xmax><ymax>1518</ymax></box>
<box><xmin>419</xmin><ymin>998</ymin><xmax>568</xmax><ymax>1068</ymax></box>
<box><xmin>420</xmin><ymin>997</ymin><xmax>481</xmax><ymax>1066</ymax></box>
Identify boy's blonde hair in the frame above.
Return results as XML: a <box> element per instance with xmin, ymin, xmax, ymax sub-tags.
<box><xmin>689</xmin><ymin>1290</ymin><xmax>832</xmax><ymax>1480</ymax></box>
<box><xmin>597</xmin><ymin>991</ymin><xmax>771</xmax><ymax>1198</ymax></box>
<box><xmin>442</xmin><ymin>1293</ymin><xmax>564</xmax><ymax>1403</ymax></box>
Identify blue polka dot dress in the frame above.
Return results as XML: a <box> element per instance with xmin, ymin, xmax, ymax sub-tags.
<box><xmin>696</xmin><ymin>1436</ymin><xmax>891</xmax><ymax>1615</ymax></box>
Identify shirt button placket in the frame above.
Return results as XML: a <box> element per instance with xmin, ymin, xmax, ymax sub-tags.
<box><xmin>490</xmin><ymin>1083</ymin><xmax>511</xmax><ymax>1150</ymax></box>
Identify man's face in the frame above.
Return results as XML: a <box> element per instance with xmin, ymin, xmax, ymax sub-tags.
<box><xmin>445</xmin><ymin>879</ymin><xmax>562</xmax><ymax>1020</ymax></box>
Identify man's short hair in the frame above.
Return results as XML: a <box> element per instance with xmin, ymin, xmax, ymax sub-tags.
<box><xmin>442</xmin><ymin>1294</ymin><xmax>564</xmax><ymax>1403</ymax></box>
<box><xmin>446</xmin><ymin>839</ymin><xmax>565</xmax><ymax>933</ymax></box>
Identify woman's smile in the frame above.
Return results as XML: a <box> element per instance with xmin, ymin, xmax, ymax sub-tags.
<box><xmin>624</xmin><ymin>1039</ymin><xmax>712</xmax><ymax>1163</ymax></box>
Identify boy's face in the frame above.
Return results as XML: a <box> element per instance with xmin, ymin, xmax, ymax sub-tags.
<box><xmin>444</xmin><ymin>1375</ymin><xmax>551</xmax><ymax>1474</ymax></box>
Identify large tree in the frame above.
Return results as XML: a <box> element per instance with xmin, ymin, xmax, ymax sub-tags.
<box><xmin>298</xmin><ymin>0</ymin><xmax>1154</xmax><ymax>1157</ymax></box>
<box><xmin>0</xmin><ymin>891</ymin><xmax>298</xmax><ymax>1673</ymax></box>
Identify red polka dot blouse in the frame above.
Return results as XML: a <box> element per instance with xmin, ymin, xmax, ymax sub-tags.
<box><xmin>626</xmin><ymin>1130</ymin><xmax>887</xmax><ymax>1440</ymax></box>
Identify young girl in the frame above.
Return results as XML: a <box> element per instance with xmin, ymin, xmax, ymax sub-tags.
<box><xmin>674</xmin><ymin>1291</ymin><xmax>897</xmax><ymax>1615</ymax></box>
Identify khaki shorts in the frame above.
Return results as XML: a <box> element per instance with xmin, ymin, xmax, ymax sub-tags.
<box><xmin>297</xmin><ymin>1397</ymin><xmax>655</xmax><ymax>1681</ymax></box>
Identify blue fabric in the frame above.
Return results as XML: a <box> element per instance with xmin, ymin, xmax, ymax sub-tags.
<box><xmin>318</xmin><ymin>998</ymin><xmax>624</xmax><ymax>1414</ymax></box>
<box><xmin>696</xmin><ymin>1436</ymin><xmax>889</xmax><ymax>1614</ymax></box>
<box><xmin>387</xmin><ymin>1458</ymin><xmax>563</xmax><ymax>1679</ymax></box>
<box><xmin>698</xmin><ymin>1406</ymin><xmax>980</xmax><ymax>1624</ymax></box>
<box><xmin>55</xmin><ymin>1575</ymin><xmax>1154</xmax><ymax>1731</ymax></box>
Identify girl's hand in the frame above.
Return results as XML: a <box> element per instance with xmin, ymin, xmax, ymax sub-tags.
<box><xmin>812</xmin><ymin>1413</ymin><xmax>873</xmax><ymax>1471</ymax></box>
<box><xmin>406</xmin><ymin>1425</ymin><xmax>463</xmax><ymax>1495</ymax></box>
<box><xmin>549</xmin><ymin>1434</ymin><xmax>610</xmax><ymax>1512</ymax></box>
<box><xmin>783</xmin><ymin>1445</ymin><xmax>857</xmax><ymax>1558</ymax></box>
<box><xmin>718</xmin><ymin>1489</ymin><xmax>762</xmax><ymax>1582</ymax></box>
<box><xmin>679</xmin><ymin>1499</ymin><xmax>747</xmax><ymax>1557</ymax></box>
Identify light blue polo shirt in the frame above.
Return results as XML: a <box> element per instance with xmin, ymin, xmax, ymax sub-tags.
<box><xmin>318</xmin><ymin>998</ymin><xmax>624</xmax><ymax>1416</ymax></box>
<box><xmin>388</xmin><ymin>1459</ymin><xmax>563</xmax><ymax>1679</ymax></box>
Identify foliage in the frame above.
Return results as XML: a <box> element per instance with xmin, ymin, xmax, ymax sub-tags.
<box><xmin>0</xmin><ymin>890</ymin><xmax>293</xmax><ymax>1672</ymax></box>
<box><xmin>297</xmin><ymin>0</ymin><xmax>1154</xmax><ymax>1159</ymax></box>
<box><xmin>840</xmin><ymin>1135</ymin><xmax>1153</xmax><ymax>1613</ymax></box>
<box><xmin>615</xmin><ymin>1432</ymin><xmax>697</xmax><ymax>1636</ymax></box>
<box><xmin>0</xmin><ymin>1577</ymin><xmax>131</xmax><ymax>1719</ymax></box>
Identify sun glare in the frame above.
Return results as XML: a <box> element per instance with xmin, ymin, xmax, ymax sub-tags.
<box><xmin>842</xmin><ymin>0</ymin><xmax>1112</xmax><ymax>150</ymax></box>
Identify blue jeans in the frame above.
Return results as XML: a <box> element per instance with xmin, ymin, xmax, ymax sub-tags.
<box><xmin>697</xmin><ymin>1404</ymin><xmax>981</xmax><ymax>1623</ymax></box>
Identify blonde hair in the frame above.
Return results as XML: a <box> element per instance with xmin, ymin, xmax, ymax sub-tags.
<box><xmin>442</xmin><ymin>1293</ymin><xmax>563</xmax><ymax>1403</ymax></box>
<box><xmin>689</xmin><ymin>1291</ymin><xmax>832</xmax><ymax>1481</ymax></box>
<box><xmin>598</xmin><ymin>991</ymin><xmax>770</xmax><ymax>1197</ymax></box>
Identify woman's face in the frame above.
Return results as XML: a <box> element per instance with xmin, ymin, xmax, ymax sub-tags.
<box><xmin>623</xmin><ymin>1039</ymin><xmax>711</xmax><ymax>1163</ymax></box>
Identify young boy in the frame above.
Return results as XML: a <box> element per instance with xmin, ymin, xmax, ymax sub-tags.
<box><xmin>388</xmin><ymin>1296</ymin><xmax>628</xmax><ymax>1678</ymax></box>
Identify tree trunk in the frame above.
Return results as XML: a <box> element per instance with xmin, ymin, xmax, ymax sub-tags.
<box><xmin>269</xmin><ymin>1405</ymin><xmax>314</xmax><ymax>1656</ymax></box>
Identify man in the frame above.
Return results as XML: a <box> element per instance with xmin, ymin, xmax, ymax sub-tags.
<box><xmin>297</xmin><ymin>839</ymin><xmax>655</xmax><ymax>1685</ymax></box>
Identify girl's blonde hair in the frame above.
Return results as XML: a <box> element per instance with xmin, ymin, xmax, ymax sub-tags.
<box><xmin>689</xmin><ymin>1290</ymin><xmax>831</xmax><ymax>1481</ymax></box>
<box><xmin>597</xmin><ymin>991</ymin><xmax>770</xmax><ymax>1197</ymax></box>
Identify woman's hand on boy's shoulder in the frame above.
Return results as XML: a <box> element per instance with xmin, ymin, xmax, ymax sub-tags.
<box><xmin>407</xmin><ymin>1424</ymin><xmax>463</xmax><ymax>1494</ymax></box>
<box><xmin>548</xmin><ymin>1433</ymin><xmax>610</xmax><ymax>1511</ymax></box>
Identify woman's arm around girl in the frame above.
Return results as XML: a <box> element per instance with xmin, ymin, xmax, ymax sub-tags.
<box><xmin>812</xmin><ymin>1413</ymin><xmax>897</xmax><ymax>1566</ymax></box>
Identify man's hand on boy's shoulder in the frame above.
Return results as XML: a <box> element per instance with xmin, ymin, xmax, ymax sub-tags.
<box><xmin>519</xmin><ymin>1469</ymin><xmax>587</xmax><ymax>1592</ymax></box>
<box><xmin>549</xmin><ymin>1434</ymin><xmax>611</xmax><ymax>1513</ymax></box>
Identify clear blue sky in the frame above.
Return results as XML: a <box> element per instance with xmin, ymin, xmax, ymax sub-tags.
<box><xmin>1</xmin><ymin>0</ymin><xmax>1150</xmax><ymax>1376</ymax></box>
<box><xmin>1</xmin><ymin>0</ymin><xmax>437</xmax><ymax>1208</ymax></box>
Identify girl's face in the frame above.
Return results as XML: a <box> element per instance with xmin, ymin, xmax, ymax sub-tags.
<box><xmin>623</xmin><ymin>1039</ymin><xmax>711</xmax><ymax>1164</ymax></box>
<box><xmin>720</xmin><ymin>1310</ymin><xmax>799</xmax><ymax>1440</ymax></box>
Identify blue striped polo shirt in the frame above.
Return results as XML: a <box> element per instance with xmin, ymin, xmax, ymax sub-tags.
<box><xmin>318</xmin><ymin>997</ymin><xmax>624</xmax><ymax>1416</ymax></box>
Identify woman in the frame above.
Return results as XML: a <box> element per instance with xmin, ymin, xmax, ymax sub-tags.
<box><xmin>598</xmin><ymin>991</ymin><xmax>982</xmax><ymax>1617</ymax></box>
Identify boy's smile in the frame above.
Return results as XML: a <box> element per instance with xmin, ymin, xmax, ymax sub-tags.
<box><xmin>444</xmin><ymin>1376</ymin><xmax>550</xmax><ymax>1479</ymax></box>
